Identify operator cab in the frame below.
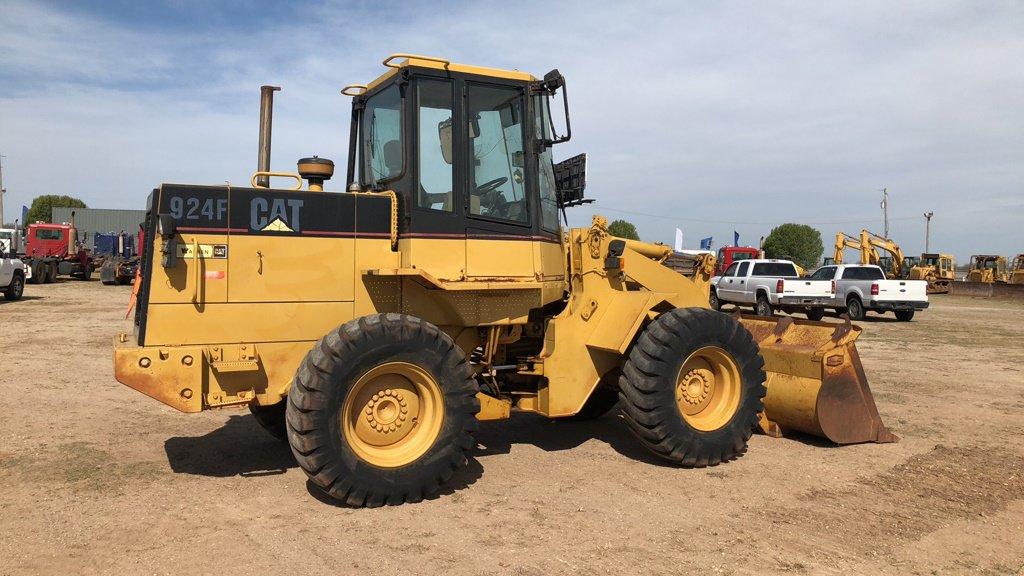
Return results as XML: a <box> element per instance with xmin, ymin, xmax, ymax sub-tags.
<box><xmin>343</xmin><ymin>56</ymin><xmax>587</xmax><ymax>244</ymax></box>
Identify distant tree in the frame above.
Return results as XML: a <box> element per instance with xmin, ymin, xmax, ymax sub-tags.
<box><xmin>608</xmin><ymin>219</ymin><xmax>640</xmax><ymax>240</ymax></box>
<box><xmin>25</xmin><ymin>195</ymin><xmax>87</xmax><ymax>224</ymax></box>
<box><xmin>762</xmin><ymin>223</ymin><xmax>823</xmax><ymax>269</ymax></box>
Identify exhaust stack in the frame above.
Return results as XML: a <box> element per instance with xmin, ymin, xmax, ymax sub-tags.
<box><xmin>256</xmin><ymin>85</ymin><xmax>281</xmax><ymax>188</ymax></box>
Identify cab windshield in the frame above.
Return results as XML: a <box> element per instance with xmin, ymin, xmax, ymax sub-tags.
<box><xmin>361</xmin><ymin>84</ymin><xmax>403</xmax><ymax>187</ymax></box>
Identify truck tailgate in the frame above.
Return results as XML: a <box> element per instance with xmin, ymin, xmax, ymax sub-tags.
<box><xmin>875</xmin><ymin>280</ymin><xmax>927</xmax><ymax>301</ymax></box>
<box><xmin>781</xmin><ymin>279</ymin><xmax>832</xmax><ymax>298</ymax></box>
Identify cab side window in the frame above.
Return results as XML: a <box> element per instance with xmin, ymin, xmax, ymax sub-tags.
<box><xmin>723</xmin><ymin>263</ymin><xmax>738</xmax><ymax>277</ymax></box>
<box><xmin>466</xmin><ymin>84</ymin><xmax>529</xmax><ymax>224</ymax></box>
<box><xmin>737</xmin><ymin>262</ymin><xmax>750</xmax><ymax>276</ymax></box>
<box><xmin>417</xmin><ymin>79</ymin><xmax>454</xmax><ymax>212</ymax></box>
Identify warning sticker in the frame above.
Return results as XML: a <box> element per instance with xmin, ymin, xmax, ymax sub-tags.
<box><xmin>176</xmin><ymin>244</ymin><xmax>228</xmax><ymax>259</ymax></box>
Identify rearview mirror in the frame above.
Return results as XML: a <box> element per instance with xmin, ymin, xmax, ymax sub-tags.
<box><xmin>438</xmin><ymin>119</ymin><xmax>453</xmax><ymax>165</ymax></box>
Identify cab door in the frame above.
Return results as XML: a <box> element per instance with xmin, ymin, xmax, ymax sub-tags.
<box><xmin>463</xmin><ymin>82</ymin><xmax>535</xmax><ymax>279</ymax></box>
<box><xmin>717</xmin><ymin>262</ymin><xmax>740</xmax><ymax>302</ymax></box>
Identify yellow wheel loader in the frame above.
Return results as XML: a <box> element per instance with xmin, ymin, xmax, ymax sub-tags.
<box><xmin>114</xmin><ymin>55</ymin><xmax>895</xmax><ymax>507</ymax></box>
<box><xmin>908</xmin><ymin>253</ymin><xmax>956</xmax><ymax>293</ymax></box>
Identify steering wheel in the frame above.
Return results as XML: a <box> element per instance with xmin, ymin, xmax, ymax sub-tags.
<box><xmin>473</xmin><ymin>177</ymin><xmax>508</xmax><ymax>195</ymax></box>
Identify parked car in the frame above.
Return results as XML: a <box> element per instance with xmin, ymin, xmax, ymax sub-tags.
<box><xmin>709</xmin><ymin>259</ymin><xmax>832</xmax><ymax>319</ymax></box>
<box><xmin>807</xmin><ymin>264</ymin><xmax>928</xmax><ymax>321</ymax></box>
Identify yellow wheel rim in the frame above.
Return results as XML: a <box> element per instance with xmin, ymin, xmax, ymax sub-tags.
<box><xmin>675</xmin><ymin>346</ymin><xmax>741</xmax><ymax>432</ymax></box>
<box><xmin>341</xmin><ymin>362</ymin><xmax>444</xmax><ymax>468</ymax></box>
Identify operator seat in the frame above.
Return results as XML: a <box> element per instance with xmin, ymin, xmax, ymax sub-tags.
<box><xmin>383</xmin><ymin>140</ymin><xmax>402</xmax><ymax>179</ymax></box>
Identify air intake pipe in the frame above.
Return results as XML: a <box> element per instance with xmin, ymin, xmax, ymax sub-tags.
<box><xmin>256</xmin><ymin>85</ymin><xmax>281</xmax><ymax>188</ymax></box>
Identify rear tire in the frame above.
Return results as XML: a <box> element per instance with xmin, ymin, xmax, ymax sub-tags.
<box><xmin>29</xmin><ymin>263</ymin><xmax>44</xmax><ymax>284</ymax></box>
<box><xmin>708</xmin><ymin>289</ymin><xmax>721</xmax><ymax>311</ymax></box>
<box><xmin>894</xmin><ymin>310</ymin><xmax>915</xmax><ymax>322</ymax></box>
<box><xmin>618</xmin><ymin>308</ymin><xmax>766</xmax><ymax>467</ymax></box>
<box><xmin>847</xmin><ymin>297</ymin><xmax>865</xmax><ymax>320</ymax></box>
<box><xmin>249</xmin><ymin>401</ymin><xmax>287</xmax><ymax>440</ymax></box>
<box><xmin>755</xmin><ymin>294</ymin><xmax>773</xmax><ymax>317</ymax></box>
<box><xmin>287</xmin><ymin>313</ymin><xmax>479</xmax><ymax>507</ymax></box>
<box><xmin>805</xmin><ymin>308</ymin><xmax>825</xmax><ymax>321</ymax></box>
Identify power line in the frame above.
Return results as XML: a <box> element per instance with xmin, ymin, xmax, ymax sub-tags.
<box><xmin>595</xmin><ymin>204</ymin><xmax>921</xmax><ymax>226</ymax></box>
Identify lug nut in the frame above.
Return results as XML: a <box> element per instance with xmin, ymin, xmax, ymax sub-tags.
<box><xmin>182</xmin><ymin>355</ymin><xmax>193</xmax><ymax>366</ymax></box>
<box><xmin>181</xmin><ymin>388</ymin><xmax>193</xmax><ymax>399</ymax></box>
<box><xmin>139</xmin><ymin>357</ymin><xmax>151</xmax><ymax>368</ymax></box>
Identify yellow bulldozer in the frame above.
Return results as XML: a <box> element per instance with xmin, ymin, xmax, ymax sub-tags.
<box><xmin>966</xmin><ymin>255</ymin><xmax>1009</xmax><ymax>283</ymax></box>
<box><xmin>908</xmin><ymin>253</ymin><xmax>956</xmax><ymax>293</ymax></box>
<box><xmin>1009</xmin><ymin>254</ymin><xmax>1024</xmax><ymax>284</ymax></box>
<box><xmin>114</xmin><ymin>55</ymin><xmax>896</xmax><ymax>507</ymax></box>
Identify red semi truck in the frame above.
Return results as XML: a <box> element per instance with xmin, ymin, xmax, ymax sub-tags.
<box><xmin>22</xmin><ymin>221</ymin><xmax>95</xmax><ymax>284</ymax></box>
<box><xmin>715</xmin><ymin>246</ymin><xmax>761</xmax><ymax>276</ymax></box>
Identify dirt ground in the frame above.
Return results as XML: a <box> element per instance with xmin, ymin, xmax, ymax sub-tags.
<box><xmin>1</xmin><ymin>280</ymin><xmax>1022</xmax><ymax>576</ymax></box>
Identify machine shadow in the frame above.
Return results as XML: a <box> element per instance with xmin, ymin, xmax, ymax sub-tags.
<box><xmin>164</xmin><ymin>414</ymin><xmax>296</xmax><ymax>477</ymax></box>
<box><xmin>474</xmin><ymin>410</ymin><xmax>674</xmax><ymax>467</ymax></box>
<box><xmin>0</xmin><ymin>295</ymin><xmax>44</xmax><ymax>305</ymax></box>
<box><xmin>304</xmin><ymin>458</ymin><xmax>486</xmax><ymax>508</ymax></box>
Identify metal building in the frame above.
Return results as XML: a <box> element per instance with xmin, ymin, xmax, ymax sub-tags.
<box><xmin>51</xmin><ymin>207</ymin><xmax>147</xmax><ymax>247</ymax></box>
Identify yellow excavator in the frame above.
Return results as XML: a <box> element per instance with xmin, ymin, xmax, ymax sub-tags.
<box><xmin>967</xmin><ymin>255</ymin><xmax>1009</xmax><ymax>283</ymax></box>
<box><xmin>834</xmin><ymin>230</ymin><xmax>908</xmax><ymax>279</ymax></box>
<box><xmin>861</xmin><ymin>230</ymin><xmax>907</xmax><ymax>279</ymax></box>
<box><xmin>908</xmin><ymin>253</ymin><xmax>956</xmax><ymax>293</ymax></box>
<box><xmin>113</xmin><ymin>55</ymin><xmax>896</xmax><ymax>506</ymax></box>
<box><xmin>833</xmin><ymin>232</ymin><xmax>865</xmax><ymax>266</ymax></box>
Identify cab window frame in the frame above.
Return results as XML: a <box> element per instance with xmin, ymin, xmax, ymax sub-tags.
<box><xmin>358</xmin><ymin>82</ymin><xmax>406</xmax><ymax>189</ymax></box>
<box><xmin>463</xmin><ymin>80</ymin><xmax>532</xmax><ymax>229</ymax></box>
<box><xmin>413</xmin><ymin>76</ymin><xmax>458</xmax><ymax>215</ymax></box>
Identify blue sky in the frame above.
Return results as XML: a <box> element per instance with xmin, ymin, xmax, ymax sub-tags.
<box><xmin>1</xmin><ymin>0</ymin><xmax>1022</xmax><ymax>261</ymax></box>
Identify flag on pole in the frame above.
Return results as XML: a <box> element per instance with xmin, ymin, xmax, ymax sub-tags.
<box><xmin>21</xmin><ymin>205</ymin><xmax>28</xmax><ymax>225</ymax></box>
<box><xmin>733</xmin><ymin>231</ymin><xmax>740</xmax><ymax>247</ymax></box>
<box><xmin>700</xmin><ymin>236</ymin><xmax>713</xmax><ymax>250</ymax></box>
<box><xmin>674</xmin><ymin>228</ymin><xmax>683</xmax><ymax>252</ymax></box>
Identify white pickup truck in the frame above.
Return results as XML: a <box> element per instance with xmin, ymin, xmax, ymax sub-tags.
<box><xmin>1</xmin><ymin>254</ymin><xmax>29</xmax><ymax>302</ymax></box>
<box><xmin>709</xmin><ymin>259</ymin><xmax>833</xmax><ymax>320</ymax></box>
<box><xmin>806</xmin><ymin>264</ymin><xmax>928</xmax><ymax>321</ymax></box>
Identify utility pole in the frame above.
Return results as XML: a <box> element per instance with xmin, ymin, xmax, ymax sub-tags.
<box><xmin>923</xmin><ymin>211</ymin><xmax>934</xmax><ymax>253</ymax></box>
<box><xmin>0</xmin><ymin>153</ymin><xmax>6</xmax><ymax>227</ymax></box>
<box><xmin>879</xmin><ymin>187</ymin><xmax>889</xmax><ymax>239</ymax></box>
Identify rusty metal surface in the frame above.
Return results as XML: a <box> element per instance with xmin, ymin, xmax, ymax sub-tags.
<box><xmin>113</xmin><ymin>337</ymin><xmax>204</xmax><ymax>413</ymax></box>
<box><xmin>738</xmin><ymin>315</ymin><xmax>898</xmax><ymax>445</ymax></box>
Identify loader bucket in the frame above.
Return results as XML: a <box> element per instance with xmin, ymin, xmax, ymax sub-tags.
<box><xmin>737</xmin><ymin>314</ymin><xmax>898</xmax><ymax>444</ymax></box>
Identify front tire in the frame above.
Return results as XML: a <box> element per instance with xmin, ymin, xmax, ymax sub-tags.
<box><xmin>708</xmin><ymin>289</ymin><xmax>721</xmax><ymax>311</ymax></box>
<box><xmin>618</xmin><ymin>308</ymin><xmax>766</xmax><ymax>467</ymax></box>
<box><xmin>805</xmin><ymin>307</ymin><xmax>825</xmax><ymax>321</ymax></box>
<box><xmin>287</xmin><ymin>314</ymin><xmax>479</xmax><ymax>507</ymax></box>
<box><xmin>894</xmin><ymin>309</ymin><xmax>915</xmax><ymax>322</ymax></box>
<box><xmin>4</xmin><ymin>273</ymin><xmax>24</xmax><ymax>301</ymax></box>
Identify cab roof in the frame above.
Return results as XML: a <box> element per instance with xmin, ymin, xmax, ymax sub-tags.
<box><xmin>353</xmin><ymin>54</ymin><xmax>537</xmax><ymax>94</ymax></box>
